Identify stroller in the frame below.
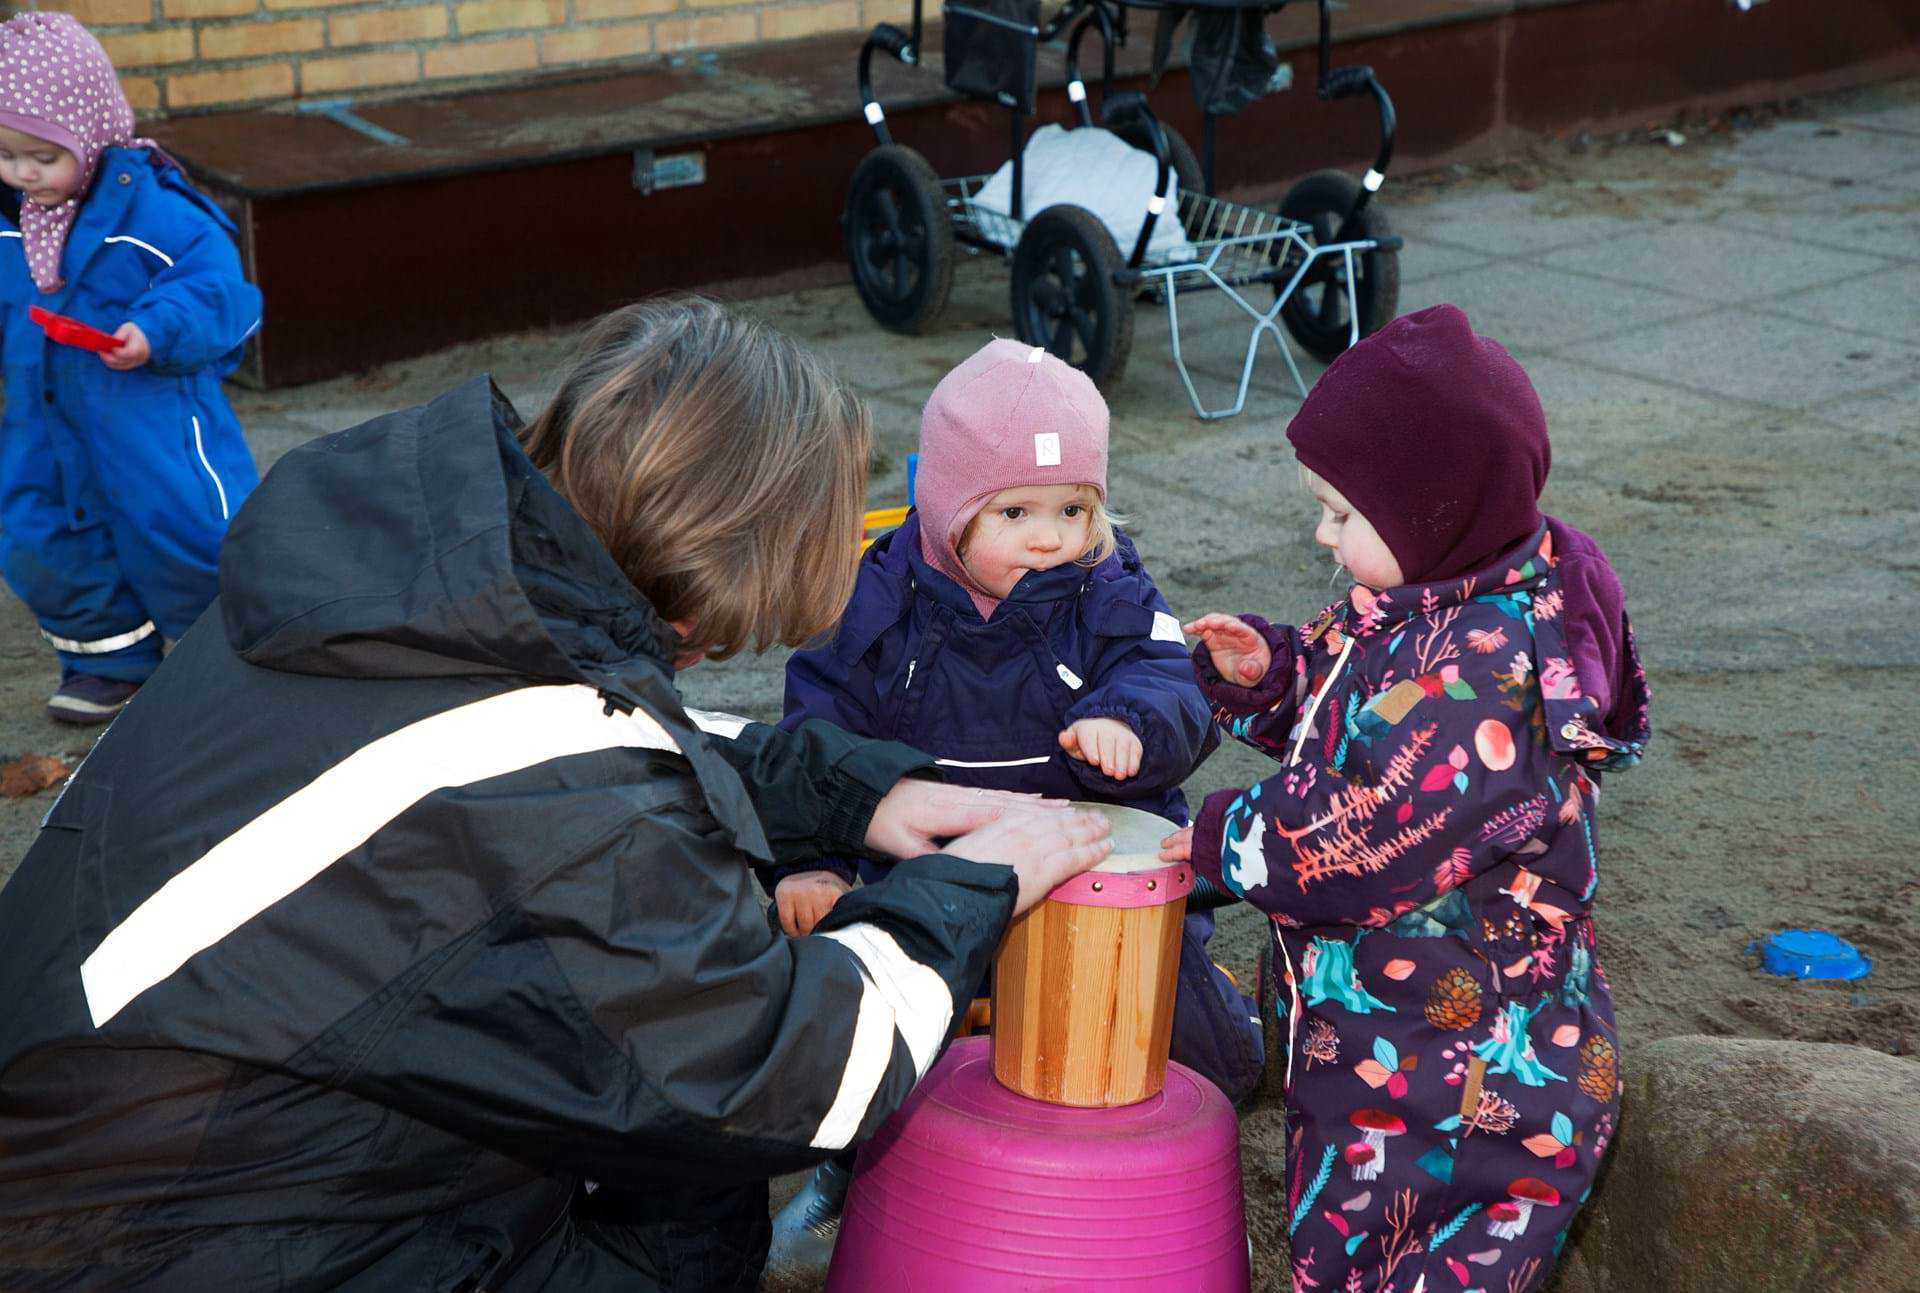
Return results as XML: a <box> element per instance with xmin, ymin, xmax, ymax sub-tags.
<box><xmin>844</xmin><ymin>0</ymin><xmax>1402</xmax><ymax>418</ymax></box>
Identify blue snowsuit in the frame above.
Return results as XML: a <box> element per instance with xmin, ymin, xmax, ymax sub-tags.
<box><xmin>0</xmin><ymin>147</ymin><xmax>261</xmax><ymax>682</ymax></box>
<box><xmin>776</xmin><ymin>512</ymin><xmax>1266</xmax><ymax>1102</ymax></box>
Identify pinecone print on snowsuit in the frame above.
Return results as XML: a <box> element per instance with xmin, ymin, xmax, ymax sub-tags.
<box><xmin>1425</xmin><ymin>966</ymin><xmax>1483</xmax><ymax>1031</ymax></box>
<box><xmin>1577</xmin><ymin>1033</ymin><xmax>1618</xmax><ymax>1102</ymax></box>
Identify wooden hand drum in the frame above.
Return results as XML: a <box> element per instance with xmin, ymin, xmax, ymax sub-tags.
<box><xmin>990</xmin><ymin>804</ymin><xmax>1193</xmax><ymax>1107</ymax></box>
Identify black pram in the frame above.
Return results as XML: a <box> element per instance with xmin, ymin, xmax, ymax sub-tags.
<box><xmin>845</xmin><ymin>0</ymin><xmax>1404</xmax><ymax>419</ymax></box>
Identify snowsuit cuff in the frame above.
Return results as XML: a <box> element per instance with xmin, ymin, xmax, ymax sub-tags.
<box><xmin>127</xmin><ymin>301</ymin><xmax>183</xmax><ymax>370</ymax></box>
<box><xmin>1189</xmin><ymin>787</ymin><xmax>1236</xmax><ymax>892</ymax></box>
<box><xmin>1060</xmin><ymin>703</ymin><xmax>1153</xmax><ymax>793</ymax></box>
<box><xmin>816</xmin><ymin>852</ymin><xmax>1019</xmax><ymax>1011</ymax></box>
<box><xmin>1190</xmin><ymin>614</ymin><xmax>1296</xmax><ymax>715</ymax></box>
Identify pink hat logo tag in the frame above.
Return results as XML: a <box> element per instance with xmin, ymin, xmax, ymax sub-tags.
<box><xmin>1034</xmin><ymin>432</ymin><xmax>1061</xmax><ymax>466</ymax></box>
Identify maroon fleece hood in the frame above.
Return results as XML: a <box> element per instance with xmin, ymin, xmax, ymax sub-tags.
<box><xmin>1288</xmin><ymin>304</ymin><xmax>1635</xmax><ymax>736</ymax></box>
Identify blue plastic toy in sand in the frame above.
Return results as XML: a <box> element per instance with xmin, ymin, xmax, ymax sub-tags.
<box><xmin>1757</xmin><ymin>929</ymin><xmax>1871</xmax><ymax>981</ymax></box>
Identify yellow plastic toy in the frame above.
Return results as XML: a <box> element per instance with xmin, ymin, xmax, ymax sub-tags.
<box><xmin>861</xmin><ymin>505</ymin><xmax>910</xmax><ymax>553</ymax></box>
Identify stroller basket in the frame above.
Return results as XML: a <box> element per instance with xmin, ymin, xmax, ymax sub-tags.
<box><xmin>945</xmin><ymin>172</ymin><xmax>1396</xmax><ymax>418</ymax></box>
<box><xmin>951</xmin><ymin>176</ymin><xmax>1313</xmax><ymax>290</ymax></box>
<box><xmin>1152</xmin><ymin>190</ymin><xmax>1298</xmax><ymax>282</ymax></box>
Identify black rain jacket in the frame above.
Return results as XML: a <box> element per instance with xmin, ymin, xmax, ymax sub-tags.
<box><xmin>0</xmin><ymin>377</ymin><xmax>1017</xmax><ymax>1290</ymax></box>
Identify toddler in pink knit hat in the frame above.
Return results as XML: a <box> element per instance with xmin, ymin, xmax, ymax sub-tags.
<box><xmin>763</xmin><ymin>340</ymin><xmax>1265</xmax><ymax>1278</ymax></box>
<box><xmin>913</xmin><ymin>339</ymin><xmax>1134</xmax><ymax>756</ymax></box>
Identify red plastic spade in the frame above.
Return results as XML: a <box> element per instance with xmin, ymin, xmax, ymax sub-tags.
<box><xmin>29</xmin><ymin>305</ymin><xmax>123</xmax><ymax>353</ymax></box>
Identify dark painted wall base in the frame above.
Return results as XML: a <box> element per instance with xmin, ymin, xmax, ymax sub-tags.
<box><xmin>153</xmin><ymin>0</ymin><xmax>1920</xmax><ymax>386</ymax></box>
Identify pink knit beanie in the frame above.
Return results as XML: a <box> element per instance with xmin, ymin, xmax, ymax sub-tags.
<box><xmin>916</xmin><ymin>339</ymin><xmax>1110</xmax><ymax>618</ymax></box>
<box><xmin>0</xmin><ymin>12</ymin><xmax>162</xmax><ymax>292</ymax></box>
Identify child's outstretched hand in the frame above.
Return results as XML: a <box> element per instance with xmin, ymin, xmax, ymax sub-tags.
<box><xmin>1159</xmin><ymin>825</ymin><xmax>1193</xmax><ymax>863</ymax></box>
<box><xmin>1184</xmin><ymin>613</ymin><xmax>1271</xmax><ymax>685</ymax></box>
<box><xmin>1059</xmin><ymin>717</ymin><xmax>1142</xmax><ymax>780</ymax></box>
<box><xmin>101</xmin><ymin>323</ymin><xmax>150</xmax><ymax>371</ymax></box>
<box><xmin>774</xmin><ymin>869</ymin><xmax>851</xmax><ymax>937</ymax></box>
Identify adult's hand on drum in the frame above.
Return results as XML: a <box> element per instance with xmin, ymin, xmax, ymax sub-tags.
<box><xmin>944</xmin><ymin>809</ymin><xmax>1112</xmax><ymax>917</ymax></box>
<box><xmin>1159</xmin><ymin>825</ymin><xmax>1193</xmax><ymax>863</ymax></box>
<box><xmin>864</xmin><ymin>780</ymin><xmax>1067</xmax><ymax>861</ymax></box>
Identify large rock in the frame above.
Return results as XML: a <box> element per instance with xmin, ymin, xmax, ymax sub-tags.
<box><xmin>1553</xmin><ymin>1036</ymin><xmax>1920</xmax><ymax>1292</ymax></box>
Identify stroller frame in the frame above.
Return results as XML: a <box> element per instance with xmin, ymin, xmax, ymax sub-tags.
<box><xmin>846</xmin><ymin>0</ymin><xmax>1404</xmax><ymax>419</ymax></box>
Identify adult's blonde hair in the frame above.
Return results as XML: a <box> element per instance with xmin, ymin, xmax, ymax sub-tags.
<box><xmin>519</xmin><ymin>297</ymin><xmax>870</xmax><ymax>661</ymax></box>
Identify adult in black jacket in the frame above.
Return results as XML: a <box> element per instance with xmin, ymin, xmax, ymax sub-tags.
<box><xmin>0</xmin><ymin>300</ymin><xmax>1111</xmax><ymax>1290</ymax></box>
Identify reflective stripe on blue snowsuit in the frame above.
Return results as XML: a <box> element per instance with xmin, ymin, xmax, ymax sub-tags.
<box><xmin>0</xmin><ymin>147</ymin><xmax>261</xmax><ymax>680</ymax></box>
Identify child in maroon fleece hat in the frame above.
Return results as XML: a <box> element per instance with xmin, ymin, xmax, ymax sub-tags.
<box><xmin>1166</xmin><ymin>305</ymin><xmax>1651</xmax><ymax>1293</ymax></box>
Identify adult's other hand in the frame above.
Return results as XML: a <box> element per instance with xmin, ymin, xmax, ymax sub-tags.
<box><xmin>944</xmin><ymin>809</ymin><xmax>1112</xmax><ymax>916</ymax></box>
<box><xmin>864</xmin><ymin>780</ymin><xmax>1066</xmax><ymax>861</ymax></box>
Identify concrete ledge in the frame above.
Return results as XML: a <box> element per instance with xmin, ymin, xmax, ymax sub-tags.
<box><xmin>149</xmin><ymin>0</ymin><xmax>1920</xmax><ymax>385</ymax></box>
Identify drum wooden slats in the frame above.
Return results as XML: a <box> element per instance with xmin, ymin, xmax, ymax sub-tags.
<box><xmin>991</xmin><ymin>890</ymin><xmax>1188</xmax><ymax>1107</ymax></box>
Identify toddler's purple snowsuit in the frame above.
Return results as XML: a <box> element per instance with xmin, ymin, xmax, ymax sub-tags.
<box><xmin>1188</xmin><ymin>521</ymin><xmax>1649</xmax><ymax>1293</ymax></box>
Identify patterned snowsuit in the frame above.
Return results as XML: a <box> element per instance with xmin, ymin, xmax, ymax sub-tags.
<box><xmin>1187</xmin><ymin>522</ymin><xmax>1650</xmax><ymax>1293</ymax></box>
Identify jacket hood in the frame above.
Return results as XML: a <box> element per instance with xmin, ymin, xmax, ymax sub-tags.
<box><xmin>220</xmin><ymin>376</ymin><xmax>676</xmax><ymax>692</ymax></box>
<box><xmin>1286</xmin><ymin>304</ymin><xmax>1549</xmax><ymax>585</ymax></box>
<box><xmin>1542</xmin><ymin>516</ymin><xmax>1637</xmax><ymax>740</ymax></box>
<box><xmin>914</xmin><ymin>339</ymin><xmax>1111</xmax><ymax>621</ymax></box>
<box><xmin>1336</xmin><ymin>521</ymin><xmax>1649</xmax><ymax>767</ymax></box>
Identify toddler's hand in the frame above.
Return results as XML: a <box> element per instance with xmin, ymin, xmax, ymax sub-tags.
<box><xmin>774</xmin><ymin>869</ymin><xmax>850</xmax><ymax>938</ymax></box>
<box><xmin>101</xmin><ymin>323</ymin><xmax>150</xmax><ymax>371</ymax></box>
<box><xmin>1059</xmin><ymin>717</ymin><xmax>1142</xmax><ymax>780</ymax></box>
<box><xmin>1159</xmin><ymin>826</ymin><xmax>1193</xmax><ymax>863</ymax></box>
<box><xmin>1184</xmin><ymin>613</ymin><xmax>1271</xmax><ymax>685</ymax></box>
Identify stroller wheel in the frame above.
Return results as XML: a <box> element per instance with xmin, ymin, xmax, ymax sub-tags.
<box><xmin>843</xmin><ymin>145</ymin><xmax>956</xmax><ymax>335</ymax></box>
<box><xmin>1272</xmin><ymin>169</ymin><xmax>1401</xmax><ymax>363</ymax></box>
<box><xmin>1010</xmin><ymin>205</ymin><xmax>1134</xmax><ymax>389</ymax></box>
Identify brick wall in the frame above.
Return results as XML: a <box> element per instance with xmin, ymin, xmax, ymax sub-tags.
<box><xmin>26</xmin><ymin>0</ymin><xmax>912</xmax><ymax>114</ymax></box>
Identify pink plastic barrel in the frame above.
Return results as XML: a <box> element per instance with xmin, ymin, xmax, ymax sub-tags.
<box><xmin>825</xmin><ymin>1036</ymin><xmax>1249</xmax><ymax>1292</ymax></box>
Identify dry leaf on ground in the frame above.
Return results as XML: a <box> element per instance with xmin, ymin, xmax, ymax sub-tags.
<box><xmin>0</xmin><ymin>754</ymin><xmax>69</xmax><ymax>798</ymax></box>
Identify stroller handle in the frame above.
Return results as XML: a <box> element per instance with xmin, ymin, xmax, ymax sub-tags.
<box><xmin>857</xmin><ymin>20</ymin><xmax>924</xmax><ymax>146</ymax></box>
<box><xmin>871</xmin><ymin>21</ymin><xmax>918</xmax><ymax>61</ymax></box>
<box><xmin>1314</xmin><ymin>0</ymin><xmax>1398</xmax><ymax>229</ymax></box>
<box><xmin>1099</xmin><ymin>92</ymin><xmax>1174</xmax><ymax>268</ymax></box>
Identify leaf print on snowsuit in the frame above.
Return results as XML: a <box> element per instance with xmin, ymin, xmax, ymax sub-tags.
<box><xmin>1188</xmin><ymin>522</ymin><xmax>1650</xmax><ymax>1293</ymax></box>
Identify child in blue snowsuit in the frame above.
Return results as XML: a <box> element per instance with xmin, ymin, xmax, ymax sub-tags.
<box><xmin>0</xmin><ymin>13</ymin><xmax>260</xmax><ymax>724</ymax></box>
<box><xmin>761</xmin><ymin>340</ymin><xmax>1264</xmax><ymax>1275</ymax></box>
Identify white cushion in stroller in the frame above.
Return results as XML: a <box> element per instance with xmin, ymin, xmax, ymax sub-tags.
<box><xmin>972</xmin><ymin>124</ymin><xmax>1196</xmax><ymax>262</ymax></box>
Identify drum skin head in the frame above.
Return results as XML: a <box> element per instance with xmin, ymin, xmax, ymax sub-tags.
<box><xmin>1073</xmin><ymin>802</ymin><xmax>1180</xmax><ymax>872</ymax></box>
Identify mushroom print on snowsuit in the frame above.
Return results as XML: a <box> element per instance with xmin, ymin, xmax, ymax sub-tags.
<box><xmin>1186</xmin><ymin>521</ymin><xmax>1649</xmax><ymax>1293</ymax></box>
